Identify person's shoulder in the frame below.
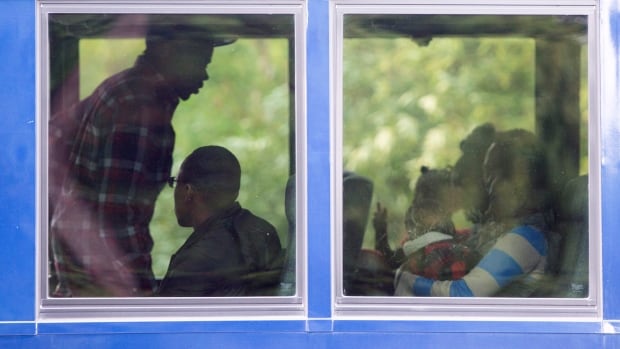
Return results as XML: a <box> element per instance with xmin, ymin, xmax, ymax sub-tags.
<box><xmin>234</xmin><ymin>207</ymin><xmax>277</xmax><ymax>234</ymax></box>
<box><xmin>232</xmin><ymin>206</ymin><xmax>282</xmax><ymax>271</ymax></box>
<box><xmin>91</xmin><ymin>66</ymin><xmax>162</xmax><ymax>103</ymax></box>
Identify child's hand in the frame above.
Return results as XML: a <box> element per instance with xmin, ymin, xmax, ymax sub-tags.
<box><xmin>372</xmin><ymin>202</ymin><xmax>388</xmax><ymax>232</ymax></box>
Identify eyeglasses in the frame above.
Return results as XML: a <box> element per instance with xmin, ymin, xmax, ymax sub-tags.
<box><xmin>167</xmin><ymin>176</ymin><xmax>179</xmax><ymax>188</ymax></box>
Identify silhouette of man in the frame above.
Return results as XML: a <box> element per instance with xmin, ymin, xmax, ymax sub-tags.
<box><xmin>50</xmin><ymin>23</ymin><xmax>234</xmax><ymax>297</ymax></box>
<box><xmin>157</xmin><ymin>146</ymin><xmax>282</xmax><ymax>297</ymax></box>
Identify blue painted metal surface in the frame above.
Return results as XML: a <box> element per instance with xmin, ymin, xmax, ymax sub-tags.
<box><xmin>0</xmin><ymin>0</ymin><xmax>36</xmax><ymax>324</ymax></box>
<box><xmin>0</xmin><ymin>0</ymin><xmax>619</xmax><ymax>347</ymax></box>
<box><xmin>306</xmin><ymin>0</ymin><xmax>332</xmax><ymax>321</ymax></box>
<box><xmin>602</xmin><ymin>0</ymin><xmax>620</xmax><ymax>322</ymax></box>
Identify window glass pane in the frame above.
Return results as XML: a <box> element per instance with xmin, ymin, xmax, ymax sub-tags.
<box><xmin>341</xmin><ymin>14</ymin><xmax>589</xmax><ymax>298</ymax></box>
<box><xmin>47</xmin><ymin>13</ymin><xmax>296</xmax><ymax>297</ymax></box>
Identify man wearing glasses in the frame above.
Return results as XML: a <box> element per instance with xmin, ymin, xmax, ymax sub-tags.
<box><xmin>156</xmin><ymin>146</ymin><xmax>282</xmax><ymax>297</ymax></box>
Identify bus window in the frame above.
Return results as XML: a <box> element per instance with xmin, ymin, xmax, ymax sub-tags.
<box><xmin>338</xmin><ymin>13</ymin><xmax>591</xmax><ymax>302</ymax></box>
<box><xmin>44</xmin><ymin>12</ymin><xmax>301</xmax><ymax>301</ymax></box>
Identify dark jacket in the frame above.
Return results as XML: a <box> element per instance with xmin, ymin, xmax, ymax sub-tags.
<box><xmin>157</xmin><ymin>203</ymin><xmax>282</xmax><ymax>297</ymax></box>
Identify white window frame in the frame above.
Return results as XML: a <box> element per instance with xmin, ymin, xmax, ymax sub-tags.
<box><xmin>36</xmin><ymin>0</ymin><xmax>307</xmax><ymax>321</ymax></box>
<box><xmin>330</xmin><ymin>0</ymin><xmax>601</xmax><ymax>320</ymax></box>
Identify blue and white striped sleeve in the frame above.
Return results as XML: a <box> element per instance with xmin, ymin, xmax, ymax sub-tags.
<box><xmin>396</xmin><ymin>226</ymin><xmax>547</xmax><ymax>297</ymax></box>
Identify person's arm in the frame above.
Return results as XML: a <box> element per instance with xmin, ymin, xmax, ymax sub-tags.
<box><xmin>373</xmin><ymin>202</ymin><xmax>392</xmax><ymax>258</ymax></box>
<box><xmin>394</xmin><ymin>225</ymin><xmax>547</xmax><ymax>297</ymax></box>
<box><xmin>373</xmin><ymin>202</ymin><xmax>406</xmax><ymax>269</ymax></box>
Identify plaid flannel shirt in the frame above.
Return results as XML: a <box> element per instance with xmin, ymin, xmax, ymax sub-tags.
<box><xmin>50</xmin><ymin>56</ymin><xmax>179</xmax><ymax>297</ymax></box>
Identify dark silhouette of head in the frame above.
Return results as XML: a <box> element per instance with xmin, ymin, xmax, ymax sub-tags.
<box><xmin>483</xmin><ymin>129</ymin><xmax>551</xmax><ymax>222</ymax></box>
<box><xmin>405</xmin><ymin>166</ymin><xmax>457</xmax><ymax>239</ymax></box>
<box><xmin>144</xmin><ymin>24</ymin><xmax>235</xmax><ymax>100</ymax></box>
<box><xmin>452</xmin><ymin>123</ymin><xmax>496</xmax><ymax>223</ymax></box>
<box><xmin>174</xmin><ymin>146</ymin><xmax>241</xmax><ymax>227</ymax></box>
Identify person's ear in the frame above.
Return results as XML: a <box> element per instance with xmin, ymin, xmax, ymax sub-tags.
<box><xmin>183</xmin><ymin>183</ymin><xmax>195</xmax><ymax>202</ymax></box>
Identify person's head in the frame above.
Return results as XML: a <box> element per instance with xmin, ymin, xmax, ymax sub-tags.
<box><xmin>405</xmin><ymin>166</ymin><xmax>457</xmax><ymax>239</ymax></box>
<box><xmin>483</xmin><ymin>129</ymin><xmax>551</xmax><ymax>221</ymax></box>
<box><xmin>452</xmin><ymin>123</ymin><xmax>496</xmax><ymax>222</ymax></box>
<box><xmin>173</xmin><ymin>145</ymin><xmax>241</xmax><ymax>227</ymax></box>
<box><xmin>144</xmin><ymin>24</ymin><xmax>234</xmax><ymax>100</ymax></box>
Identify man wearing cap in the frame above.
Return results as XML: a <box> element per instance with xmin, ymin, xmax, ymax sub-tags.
<box><xmin>49</xmin><ymin>24</ymin><xmax>233</xmax><ymax>297</ymax></box>
<box><xmin>156</xmin><ymin>146</ymin><xmax>282</xmax><ymax>297</ymax></box>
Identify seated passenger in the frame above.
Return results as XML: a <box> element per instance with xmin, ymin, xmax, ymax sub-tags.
<box><xmin>156</xmin><ymin>145</ymin><xmax>282</xmax><ymax>297</ymax></box>
<box><xmin>394</xmin><ymin>129</ymin><xmax>553</xmax><ymax>297</ymax></box>
<box><xmin>400</xmin><ymin>166</ymin><xmax>480</xmax><ymax>281</ymax></box>
<box><xmin>374</xmin><ymin>123</ymin><xmax>496</xmax><ymax>269</ymax></box>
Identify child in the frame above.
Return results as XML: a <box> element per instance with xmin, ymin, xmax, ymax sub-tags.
<box><xmin>399</xmin><ymin>166</ymin><xmax>479</xmax><ymax>281</ymax></box>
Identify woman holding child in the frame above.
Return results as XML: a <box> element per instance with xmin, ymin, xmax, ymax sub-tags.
<box><xmin>394</xmin><ymin>129</ymin><xmax>554</xmax><ymax>297</ymax></box>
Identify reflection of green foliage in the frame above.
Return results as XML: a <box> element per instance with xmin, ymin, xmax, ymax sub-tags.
<box><xmin>343</xmin><ymin>37</ymin><xmax>587</xmax><ymax>248</ymax></box>
<box><xmin>77</xmin><ymin>34</ymin><xmax>589</xmax><ymax>276</ymax></box>
<box><xmin>81</xmin><ymin>39</ymin><xmax>291</xmax><ymax>278</ymax></box>
<box><xmin>80</xmin><ymin>39</ymin><xmax>145</xmax><ymax>96</ymax></box>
